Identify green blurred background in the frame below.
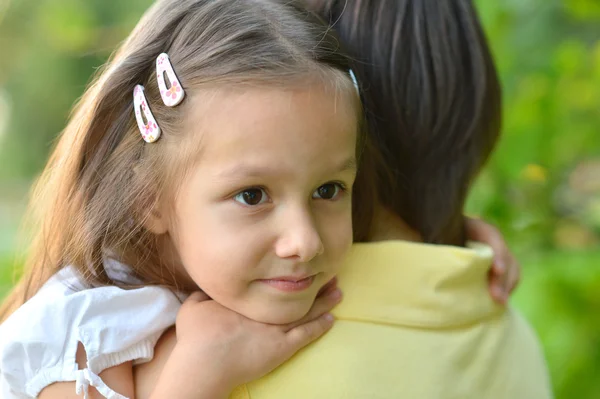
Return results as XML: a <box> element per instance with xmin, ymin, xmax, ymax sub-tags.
<box><xmin>0</xmin><ymin>0</ymin><xmax>598</xmax><ymax>397</ymax></box>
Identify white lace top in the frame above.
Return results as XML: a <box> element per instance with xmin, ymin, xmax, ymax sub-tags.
<box><xmin>0</xmin><ymin>264</ymin><xmax>184</xmax><ymax>398</ymax></box>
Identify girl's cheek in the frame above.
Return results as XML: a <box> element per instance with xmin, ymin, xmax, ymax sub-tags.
<box><xmin>325</xmin><ymin>212</ymin><xmax>353</xmax><ymax>257</ymax></box>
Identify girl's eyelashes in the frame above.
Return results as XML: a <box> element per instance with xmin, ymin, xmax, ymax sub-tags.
<box><xmin>312</xmin><ymin>182</ymin><xmax>346</xmax><ymax>201</ymax></box>
<box><xmin>232</xmin><ymin>182</ymin><xmax>347</xmax><ymax>207</ymax></box>
<box><xmin>233</xmin><ymin>187</ymin><xmax>270</xmax><ymax>206</ymax></box>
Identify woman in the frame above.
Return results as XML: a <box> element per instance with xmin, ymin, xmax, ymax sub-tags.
<box><xmin>223</xmin><ymin>0</ymin><xmax>553</xmax><ymax>397</ymax></box>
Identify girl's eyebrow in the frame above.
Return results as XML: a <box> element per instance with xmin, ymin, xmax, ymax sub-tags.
<box><xmin>336</xmin><ymin>157</ymin><xmax>358</xmax><ymax>173</ymax></box>
<box><xmin>216</xmin><ymin>157</ymin><xmax>357</xmax><ymax>179</ymax></box>
<box><xmin>216</xmin><ymin>164</ymin><xmax>282</xmax><ymax>179</ymax></box>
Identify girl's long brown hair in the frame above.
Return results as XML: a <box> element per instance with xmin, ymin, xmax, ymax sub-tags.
<box><xmin>1</xmin><ymin>0</ymin><xmax>368</xmax><ymax>321</ymax></box>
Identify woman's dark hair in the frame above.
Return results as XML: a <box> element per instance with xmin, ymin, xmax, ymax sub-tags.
<box><xmin>308</xmin><ymin>0</ymin><xmax>502</xmax><ymax>245</ymax></box>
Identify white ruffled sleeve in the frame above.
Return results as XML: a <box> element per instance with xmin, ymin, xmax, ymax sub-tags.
<box><xmin>0</xmin><ymin>267</ymin><xmax>183</xmax><ymax>398</ymax></box>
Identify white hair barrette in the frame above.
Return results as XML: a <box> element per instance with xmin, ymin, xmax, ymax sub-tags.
<box><xmin>133</xmin><ymin>85</ymin><xmax>161</xmax><ymax>143</ymax></box>
<box><xmin>349</xmin><ymin>69</ymin><xmax>359</xmax><ymax>92</ymax></box>
<box><xmin>156</xmin><ymin>53</ymin><xmax>185</xmax><ymax>107</ymax></box>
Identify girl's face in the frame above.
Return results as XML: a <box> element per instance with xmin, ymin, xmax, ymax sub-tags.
<box><xmin>161</xmin><ymin>82</ymin><xmax>358</xmax><ymax>324</ymax></box>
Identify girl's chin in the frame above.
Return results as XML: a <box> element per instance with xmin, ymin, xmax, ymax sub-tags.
<box><xmin>243</xmin><ymin>301</ymin><xmax>314</xmax><ymax>325</ymax></box>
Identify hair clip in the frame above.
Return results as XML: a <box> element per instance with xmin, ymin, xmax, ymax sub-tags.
<box><xmin>156</xmin><ymin>53</ymin><xmax>185</xmax><ymax>107</ymax></box>
<box><xmin>133</xmin><ymin>85</ymin><xmax>161</xmax><ymax>143</ymax></box>
<box><xmin>349</xmin><ymin>69</ymin><xmax>359</xmax><ymax>92</ymax></box>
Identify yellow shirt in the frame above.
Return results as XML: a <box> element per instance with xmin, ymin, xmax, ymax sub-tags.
<box><xmin>231</xmin><ymin>241</ymin><xmax>552</xmax><ymax>398</ymax></box>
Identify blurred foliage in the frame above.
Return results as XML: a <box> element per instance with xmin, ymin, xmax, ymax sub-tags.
<box><xmin>0</xmin><ymin>0</ymin><xmax>598</xmax><ymax>398</ymax></box>
<box><xmin>471</xmin><ymin>1</ymin><xmax>600</xmax><ymax>397</ymax></box>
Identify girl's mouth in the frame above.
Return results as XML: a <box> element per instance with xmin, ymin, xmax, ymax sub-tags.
<box><xmin>258</xmin><ymin>275</ymin><xmax>316</xmax><ymax>292</ymax></box>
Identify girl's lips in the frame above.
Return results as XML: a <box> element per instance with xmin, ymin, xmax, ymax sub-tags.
<box><xmin>258</xmin><ymin>275</ymin><xmax>316</xmax><ymax>292</ymax></box>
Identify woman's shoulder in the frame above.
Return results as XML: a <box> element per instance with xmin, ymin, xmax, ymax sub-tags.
<box><xmin>0</xmin><ymin>266</ymin><xmax>183</xmax><ymax>398</ymax></box>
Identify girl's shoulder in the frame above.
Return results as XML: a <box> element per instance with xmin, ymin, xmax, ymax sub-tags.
<box><xmin>0</xmin><ymin>265</ymin><xmax>183</xmax><ymax>398</ymax></box>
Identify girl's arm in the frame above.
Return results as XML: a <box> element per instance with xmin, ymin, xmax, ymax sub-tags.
<box><xmin>144</xmin><ymin>287</ymin><xmax>341</xmax><ymax>399</ymax></box>
<box><xmin>135</xmin><ymin>327</ymin><xmax>235</xmax><ymax>399</ymax></box>
<box><xmin>39</xmin><ymin>345</ymin><xmax>134</xmax><ymax>399</ymax></box>
<box><xmin>39</xmin><ymin>281</ymin><xmax>341</xmax><ymax>399</ymax></box>
<box><xmin>465</xmin><ymin>217</ymin><xmax>521</xmax><ymax>304</ymax></box>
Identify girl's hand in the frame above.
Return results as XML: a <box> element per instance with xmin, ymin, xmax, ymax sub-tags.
<box><xmin>150</xmin><ymin>279</ymin><xmax>342</xmax><ymax>399</ymax></box>
<box><xmin>465</xmin><ymin>217</ymin><xmax>521</xmax><ymax>304</ymax></box>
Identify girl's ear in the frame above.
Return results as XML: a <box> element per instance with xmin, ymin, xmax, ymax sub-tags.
<box><xmin>144</xmin><ymin>206</ymin><xmax>169</xmax><ymax>235</ymax></box>
<box><xmin>133</xmin><ymin>164</ymin><xmax>170</xmax><ymax>235</ymax></box>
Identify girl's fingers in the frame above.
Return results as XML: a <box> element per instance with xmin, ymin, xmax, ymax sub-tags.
<box><xmin>316</xmin><ymin>277</ymin><xmax>338</xmax><ymax>298</ymax></box>
<box><xmin>489</xmin><ymin>254</ymin><xmax>521</xmax><ymax>304</ymax></box>
<box><xmin>488</xmin><ymin>270</ymin><xmax>507</xmax><ymax>304</ymax></box>
<box><xmin>467</xmin><ymin>217</ymin><xmax>523</xmax><ymax>303</ymax></box>
<box><xmin>493</xmin><ymin>259</ymin><xmax>509</xmax><ymax>302</ymax></box>
<box><xmin>284</xmin><ymin>288</ymin><xmax>342</xmax><ymax>331</ymax></box>
<box><xmin>285</xmin><ymin>312</ymin><xmax>335</xmax><ymax>349</ymax></box>
<box><xmin>483</xmin><ymin>231</ymin><xmax>512</xmax><ymax>279</ymax></box>
<box><xmin>492</xmin><ymin>259</ymin><xmax>506</xmax><ymax>276</ymax></box>
<box><xmin>466</xmin><ymin>217</ymin><xmax>503</xmax><ymax>247</ymax></box>
<box><xmin>466</xmin><ymin>218</ymin><xmax>510</xmax><ymax>273</ymax></box>
<box><xmin>497</xmin><ymin>253</ymin><xmax>520</xmax><ymax>298</ymax></box>
<box><xmin>506</xmin><ymin>257</ymin><xmax>521</xmax><ymax>294</ymax></box>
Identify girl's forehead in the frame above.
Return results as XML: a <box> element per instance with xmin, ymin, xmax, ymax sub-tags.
<box><xmin>181</xmin><ymin>83</ymin><xmax>359</xmax><ymax>179</ymax></box>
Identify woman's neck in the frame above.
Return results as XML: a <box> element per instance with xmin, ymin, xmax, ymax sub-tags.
<box><xmin>368</xmin><ymin>204</ymin><xmax>423</xmax><ymax>243</ymax></box>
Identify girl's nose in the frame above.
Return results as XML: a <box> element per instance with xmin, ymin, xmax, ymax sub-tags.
<box><xmin>274</xmin><ymin>208</ymin><xmax>324</xmax><ymax>262</ymax></box>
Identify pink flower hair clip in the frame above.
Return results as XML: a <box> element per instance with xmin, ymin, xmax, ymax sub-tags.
<box><xmin>133</xmin><ymin>85</ymin><xmax>161</xmax><ymax>143</ymax></box>
<box><xmin>156</xmin><ymin>53</ymin><xmax>185</xmax><ymax>107</ymax></box>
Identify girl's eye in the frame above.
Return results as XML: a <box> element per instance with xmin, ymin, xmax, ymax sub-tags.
<box><xmin>234</xmin><ymin>188</ymin><xmax>269</xmax><ymax>206</ymax></box>
<box><xmin>312</xmin><ymin>183</ymin><xmax>345</xmax><ymax>200</ymax></box>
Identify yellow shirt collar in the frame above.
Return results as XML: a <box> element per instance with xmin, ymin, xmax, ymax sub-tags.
<box><xmin>333</xmin><ymin>240</ymin><xmax>504</xmax><ymax>328</ymax></box>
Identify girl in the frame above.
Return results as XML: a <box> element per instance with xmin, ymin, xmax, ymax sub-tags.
<box><xmin>0</xmin><ymin>0</ymin><xmax>519</xmax><ymax>398</ymax></box>
<box><xmin>0</xmin><ymin>0</ymin><xmax>363</xmax><ymax>397</ymax></box>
